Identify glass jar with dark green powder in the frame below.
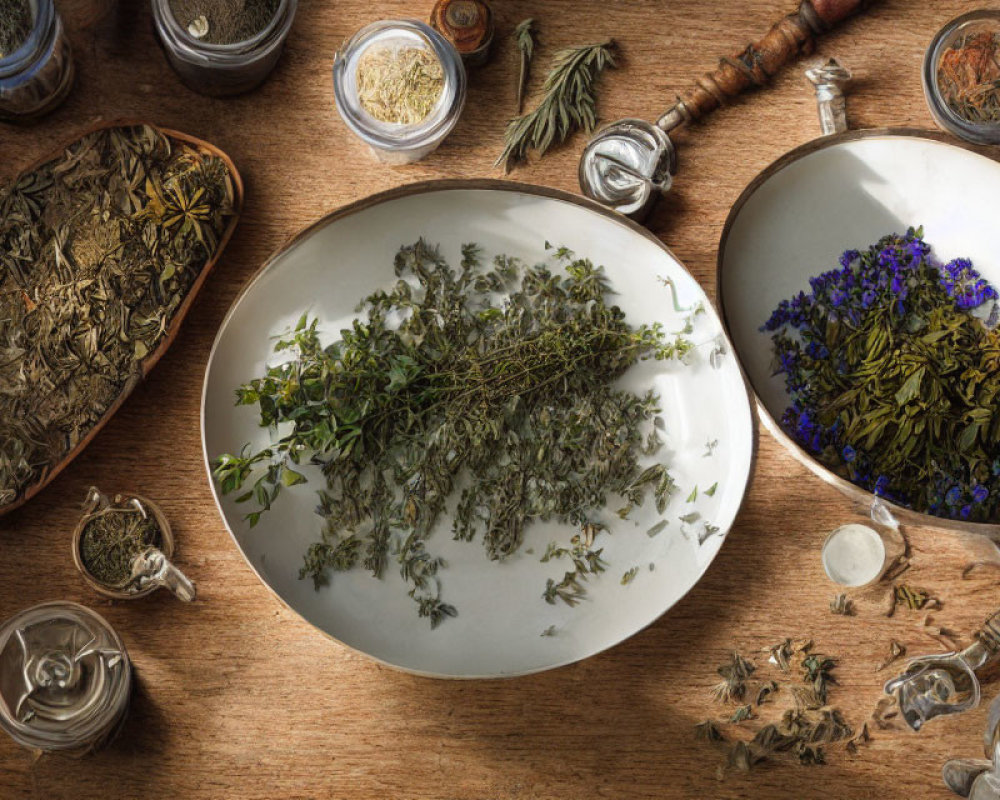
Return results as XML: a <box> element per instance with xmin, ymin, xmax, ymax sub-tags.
<box><xmin>151</xmin><ymin>0</ymin><xmax>297</xmax><ymax>96</ymax></box>
<box><xmin>0</xmin><ymin>0</ymin><xmax>74</xmax><ymax>121</ymax></box>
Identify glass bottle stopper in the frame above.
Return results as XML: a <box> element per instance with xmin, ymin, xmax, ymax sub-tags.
<box><xmin>885</xmin><ymin>609</ymin><xmax>1000</xmax><ymax>731</ymax></box>
<box><xmin>821</xmin><ymin>523</ymin><xmax>886</xmax><ymax>587</ymax></box>
<box><xmin>578</xmin><ymin>119</ymin><xmax>675</xmax><ymax>221</ymax></box>
<box><xmin>805</xmin><ymin>58</ymin><xmax>852</xmax><ymax>136</ymax></box>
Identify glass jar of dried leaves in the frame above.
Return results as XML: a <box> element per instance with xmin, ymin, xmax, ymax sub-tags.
<box><xmin>924</xmin><ymin>10</ymin><xmax>1000</xmax><ymax>145</ymax></box>
<box><xmin>333</xmin><ymin>19</ymin><xmax>466</xmax><ymax>165</ymax></box>
<box><xmin>0</xmin><ymin>0</ymin><xmax>74</xmax><ymax>122</ymax></box>
<box><xmin>151</xmin><ymin>0</ymin><xmax>297</xmax><ymax>96</ymax></box>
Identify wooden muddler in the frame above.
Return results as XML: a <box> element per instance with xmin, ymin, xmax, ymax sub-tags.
<box><xmin>656</xmin><ymin>0</ymin><xmax>877</xmax><ymax>131</ymax></box>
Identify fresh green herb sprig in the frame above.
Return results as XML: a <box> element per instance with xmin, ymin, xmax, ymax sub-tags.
<box><xmin>495</xmin><ymin>40</ymin><xmax>617</xmax><ymax>172</ymax></box>
<box><xmin>214</xmin><ymin>240</ymin><xmax>687</xmax><ymax>625</ymax></box>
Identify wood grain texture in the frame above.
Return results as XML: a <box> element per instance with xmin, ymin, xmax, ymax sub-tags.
<box><xmin>1</xmin><ymin>1</ymin><xmax>998</xmax><ymax>798</ymax></box>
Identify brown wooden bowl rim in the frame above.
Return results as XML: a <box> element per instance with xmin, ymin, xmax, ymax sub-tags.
<box><xmin>0</xmin><ymin>119</ymin><xmax>245</xmax><ymax>518</ymax></box>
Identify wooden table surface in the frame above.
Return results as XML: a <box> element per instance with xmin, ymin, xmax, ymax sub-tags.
<box><xmin>2</xmin><ymin>1</ymin><xmax>1000</xmax><ymax>797</ymax></box>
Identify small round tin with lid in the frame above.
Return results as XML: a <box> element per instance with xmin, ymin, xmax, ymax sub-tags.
<box><xmin>333</xmin><ymin>19</ymin><xmax>466</xmax><ymax>165</ymax></box>
<box><xmin>0</xmin><ymin>602</ymin><xmax>132</xmax><ymax>756</ymax></box>
<box><xmin>0</xmin><ymin>0</ymin><xmax>74</xmax><ymax>122</ymax></box>
<box><xmin>924</xmin><ymin>10</ymin><xmax>1000</xmax><ymax>145</ymax></box>
<box><xmin>151</xmin><ymin>0</ymin><xmax>298</xmax><ymax>96</ymax></box>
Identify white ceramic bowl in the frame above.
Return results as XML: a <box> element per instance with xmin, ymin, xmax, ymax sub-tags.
<box><xmin>719</xmin><ymin>129</ymin><xmax>1000</xmax><ymax>536</ymax></box>
<box><xmin>202</xmin><ymin>181</ymin><xmax>755</xmax><ymax>677</ymax></box>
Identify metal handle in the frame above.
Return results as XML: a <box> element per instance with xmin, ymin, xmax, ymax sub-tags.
<box><xmin>129</xmin><ymin>548</ymin><xmax>197</xmax><ymax>602</ymax></box>
<box><xmin>656</xmin><ymin>0</ymin><xmax>874</xmax><ymax>133</ymax></box>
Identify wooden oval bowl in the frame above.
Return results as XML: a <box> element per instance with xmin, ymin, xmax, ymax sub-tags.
<box><xmin>0</xmin><ymin>121</ymin><xmax>244</xmax><ymax>517</ymax></box>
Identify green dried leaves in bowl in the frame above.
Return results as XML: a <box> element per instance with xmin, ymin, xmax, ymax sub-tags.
<box><xmin>0</xmin><ymin>123</ymin><xmax>241</xmax><ymax>513</ymax></box>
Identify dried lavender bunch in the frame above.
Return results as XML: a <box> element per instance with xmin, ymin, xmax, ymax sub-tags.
<box><xmin>214</xmin><ymin>241</ymin><xmax>687</xmax><ymax>626</ymax></box>
<box><xmin>763</xmin><ymin>227</ymin><xmax>1000</xmax><ymax>522</ymax></box>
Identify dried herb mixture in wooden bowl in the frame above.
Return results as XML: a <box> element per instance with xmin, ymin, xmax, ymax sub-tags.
<box><xmin>0</xmin><ymin>123</ymin><xmax>241</xmax><ymax>513</ymax></box>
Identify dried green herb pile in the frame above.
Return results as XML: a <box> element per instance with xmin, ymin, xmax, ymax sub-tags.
<box><xmin>168</xmin><ymin>0</ymin><xmax>279</xmax><ymax>45</ymax></box>
<box><xmin>214</xmin><ymin>241</ymin><xmax>689</xmax><ymax>625</ymax></box>
<box><xmin>0</xmin><ymin>124</ymin><xmax>236</xmax><ymax>508</ymax></box>
<box><xmin>0</xmin><ymin>0</ymin><xmax>31</xmax><ymax>58</ymax></box>
<box><xmin>80</xmin><ymin>504</ymin><xmax>162</xmax><ymax>588</ymax></box>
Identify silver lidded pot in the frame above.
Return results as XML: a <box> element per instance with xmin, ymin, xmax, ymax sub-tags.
<box><xmin>0</xmin><ymin>602</ymin><xmax>132</xmax><ymax>756</ymax></box>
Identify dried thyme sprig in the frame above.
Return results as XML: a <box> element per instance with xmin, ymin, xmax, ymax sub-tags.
<box><xmin>495</xmin><ymin>40</ymin><xmax>617</xmax><ymax>172</ymax></box>
<box><xmin>514</xmin><ymin>18</ymin><xmax>536</xmax><ymax>113</ymax></box>
<box><xmin>214</xmin><ymin>241</ymin><xmax>688</xmax><ymax>625</ymax></box>
<box><xmin>712</xmin><ymin>652</ymin><xmax>755</xmax><ymax>703</ymax></box>
<box><xmin>694</xmin><ymin>719</ymin><xmax>726</xmax><ymax>743</ymax></box>
<box><xmin>829</xmin><ymin>593</ymin><xmax>854</xmax><ymax>616</ymax></box>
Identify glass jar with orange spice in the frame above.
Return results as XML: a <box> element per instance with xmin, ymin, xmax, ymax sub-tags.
<box><xmin>924</xmin><ymin>10</ymin><xmax>1000</xmax><ymax>145</ymax></box>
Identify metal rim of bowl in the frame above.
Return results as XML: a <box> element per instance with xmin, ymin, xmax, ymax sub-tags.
<box><xmin>716</xmin><ymin>126</ymin><xmax>1000</xmax><ymax>539</ymax></box>
<box><xmin>200</xmin><ymin>177</ymin><xmax>761</xmax><ymax>679</ymax></box>
<box><xmin>71</xmin><ymin>492</ymin><xmax>176</xmax><ymax>600</ymax></box>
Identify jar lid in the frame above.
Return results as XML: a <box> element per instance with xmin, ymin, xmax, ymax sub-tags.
<box><xmin>429</xmin><ymin>0</ymin><xmax>494</xmax><ymax>66</ymax></box>
<box><xmin>333</xmin><ymin>19</ymin><xmax>467</xmax><ymax>155</ymax></box>
<box><xmin>0</xmin><ymin>602</ymin><xmax>131</xmax><ymax>753</ymax></box>
<box><xmin>924</xmin><ymin>10</ymin><xmax>1000</xmax><ymax>145</ymax></box>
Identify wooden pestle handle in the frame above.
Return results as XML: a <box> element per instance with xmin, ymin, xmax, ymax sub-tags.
<box><xmin>657</xmin><ymin>0</ymin><xmax>876</xmax><ymax>130</ymax></box>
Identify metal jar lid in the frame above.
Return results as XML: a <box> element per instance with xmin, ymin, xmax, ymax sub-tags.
<box><xmin>0</xmin><ymin>602</ymin><xmax>132</xmax><ymax>756</ymax></box>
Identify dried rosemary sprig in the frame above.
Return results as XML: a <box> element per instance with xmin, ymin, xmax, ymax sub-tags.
<box><xmin>513</xmin><ymin>18</ymin><xmax>536</xmax><ymax>113</ymax></box>
<box><xmin>214</xmin><ymin>241</ymin><xmax>688</xmax><ymax>625</ymax></box>
<box><xmin>495</xmin><ymin>39</ymin><xmax>617</xmax><ymax>172</ymax></box>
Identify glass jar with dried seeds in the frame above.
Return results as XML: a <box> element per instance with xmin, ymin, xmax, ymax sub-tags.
<box><xmin>151</xmin><ymin>0</ymin><xmax>297</xmax><ymax>96</ymax></box>
<box><xmin>0</xmin><ymin>0</ymin><xmax>74</xmax><ymax>122</ymax></box>
<box><xmin>333</xmin><ymin>19</ymin><xmax>467</xmax><ymax>164</ymax></box>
